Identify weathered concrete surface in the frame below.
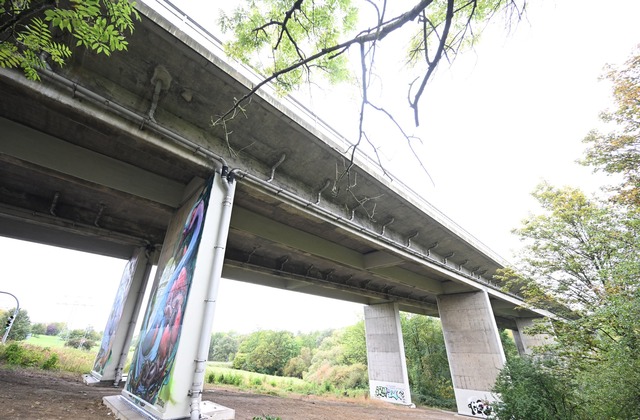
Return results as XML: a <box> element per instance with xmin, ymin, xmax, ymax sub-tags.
<box><xmin>514</xmin><ymin>317</ymin><xmax>554</xmax><ymax>355</ymax></box>
<box><xmin>364</xmin><ymin>303</ymin><xmax>412</xmax><ymax>406</ymax></box>
<box><xmin>437</xmin><ymin>291</ymin><xmax>505</xmax><ymax>416</ymax></box>
<box><xmin>0</xmin><ymin>0</ymin><xmax>550</xmax><ymax>330</ymax></box>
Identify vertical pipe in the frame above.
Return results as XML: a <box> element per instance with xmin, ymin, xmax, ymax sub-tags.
<box><xmin>189</xmin><ymin>170</ymin><xmax>236</xmax><ymax>419</ymax></box>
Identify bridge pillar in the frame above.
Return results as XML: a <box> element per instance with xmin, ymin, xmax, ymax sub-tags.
<box><xmin>513</xmin><ymin>317</ymin><xmax>552</xmax><ymax>356</ymax></box>
<box><xmin>86</xmin><ymin>247</ymin><xmax>152</xmax><ymax>385</ymax></box>
<box><xmin>437</xmin><ymin>291</ymin><xmax>505</xmax><ymax>418</ymax></box>
<box><xmin>104</xmin><ymin>175</ymin><xmax>235</xmax><ymax>420</ymax></box>
<box><xmin>364</xmin><ymin>302</ymin><xmax>412</xmax><ymax>406</ymax></box>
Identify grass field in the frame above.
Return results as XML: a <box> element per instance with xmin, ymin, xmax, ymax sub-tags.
<box><xmin>1</xmin><ymin>342</ymin><xmax>367</xmax><ymax>400</ymax></box>
<box><xmin>204</xmin><ymin>362</ymin><xmax>367</xmax><ymax>399</ymax></box>
<box><xmin>25</xmin><ymin>335</ymin><xmax>66</xmax><ymax>348</ymax></box>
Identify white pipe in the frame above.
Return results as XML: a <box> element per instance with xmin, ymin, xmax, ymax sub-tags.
<box><xmin>189</xmin><ymin>169</ymin><xmax>236</xmax><ymax>420</ymax></box>
<box><xmin>38</xmin><ymin>69</ymin><xmax>227</xmax><ymax>169</ymax></box>
<box><xmin>231</xmin><ymin>170</ymin><xmax>520</xmax><ymax>299</ymax></box>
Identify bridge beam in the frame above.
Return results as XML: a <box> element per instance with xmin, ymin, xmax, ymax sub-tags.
<box><xmin>364</xmin><ymin>302</ymin><xmax>413</xmax><ymax>406</ymax></box>
<box><xmin>437</xmin><ymin>291</ymin><xmax>505</xmax><ymax>417</ymax></box>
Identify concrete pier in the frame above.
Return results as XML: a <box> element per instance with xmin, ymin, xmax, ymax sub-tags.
<box><xmin>437</xmin><ymin>291</ymin><xmax>505</xmax><ymax>417</ymax></box>
<box><xmin>364</xmin><ymin>303</ymin><xmax>412</xmax><ymax>406</ymax></box>
<box><xmin>88</xmin><ymin>247</ymin><xmax>151</xmax><ymax>385</ymax></box>
<box><xmin>514</xmin><ymin>317</ymin><xmax>553</xmax><ymax>356</ymax></box>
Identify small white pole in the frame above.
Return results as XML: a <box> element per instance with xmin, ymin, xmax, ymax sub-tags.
<box><xmin>1</xmin><ymin>291</ymin><xmax>20</xmax><ymax>344</ymax></box>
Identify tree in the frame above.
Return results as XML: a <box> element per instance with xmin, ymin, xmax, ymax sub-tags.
<box><xmin>340</xmin><ymin>320</ymin><xmax>367</xmax><ymax>365</ymax></box>
<box><xmin>31</xmin><ymin>322</ymin><xmax>46</xmax><ymax>335</ymax></box>
<box><xmin>496</xmin><ymin>183</ymin><xmax>640</xmax><ymax>418</ymax></box>
<box><xmin>220</xmin><ymin>0</ymin><xmax>526</xmax><ymax>126</ymax></box>
<box><xmin>583</xmin><ymin>47</ymin><xmax>640</xmax><ymax>207</ymax></box>
<box><xmin>493</xmin><ymin>356</ymin><xmax>579</xmax><ymax>420</ymax></box>
<box><xmin>304</xmin><ymin>326</ymin><xmax>368</xmax><ymax>390</ymax></box>
<box><xmin>208</xmin><ymin>332</ymin><xmax>240</xmax><ymax>362</ymax></box>
<box><xmin>216</xmin><ymin>0</ymin><xmax>526</xmax><ymax>174</ymax></box>
<box><xmin>283</xmin><ymin>346</ymin><xmax>313</xmax><ymax>378</ymax></box>
<box><xmin>46</xmin><ymin>322</ymin><xmax>65</xmax><ymax>336</ymax></box>
<box><xmin>1</xmin><ymin>307</ymin><xmax>31</xmax><ymax>341</ymax></box>
<box><xmin>0</xmin><ymin>0</ymin><xmax>139</xmax><ymax>80</ymax></box>
<box><xmin>401</xmin><ymin>313</ymin><xmax>453</xmax><ymax>407</ymax></box>
<box><xmin>232</xmin><ymin>330</ymin><xmax>300</xmax><ymax>375</ymax></box>
<box><xmin>64</xmin><ymin>327</ymin><xmax>100</xmax><ymax>350</ymax></box>
<box><xmin>506</xmin><ymin>183</ymin><xmax>630</xmax><ymax>313</ymax></box>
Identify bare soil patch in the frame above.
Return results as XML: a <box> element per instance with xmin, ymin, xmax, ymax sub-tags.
<box><xmin>0</xmin><ymin>365</ymin><xmax>457</xmax><ymax>419</ymax></box>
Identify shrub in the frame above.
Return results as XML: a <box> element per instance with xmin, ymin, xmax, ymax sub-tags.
<box><xmin>492</xmin><ymin>356</ymin><xmax>578</xmax><ymax>420</ymax></box>
<box><xmin>0</xmin><ymin>343</ymin><xmax>59</xmax><ymax>370</ymax></box>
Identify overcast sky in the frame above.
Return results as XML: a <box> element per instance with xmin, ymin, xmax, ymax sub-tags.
<box><xmin>1</xmin><ymin>0</ymin><xmax>639</xmax><ymax>333</ymax></box>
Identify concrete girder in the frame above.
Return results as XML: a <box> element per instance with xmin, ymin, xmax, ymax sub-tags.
<box><xmin>230</xmin><ymin>206</ymin><xmax>445</xmax><ymax>296</ymax></box>
<box><xmin>1</xmin><ymin>116</ymin><xmax>185</xmax><ymax>208</ymax></box>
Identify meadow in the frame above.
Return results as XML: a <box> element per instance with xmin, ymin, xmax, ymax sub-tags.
<box><xmin>0</xmin><ymin>340</ymin><xmax>368</xmax><ymax>400</ymax></box>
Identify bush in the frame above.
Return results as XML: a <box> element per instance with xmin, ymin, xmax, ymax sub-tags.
<box><xmin>305</xmin><ymin>362</ymin><xmax>368</xmax><ymax>390</ymax></box>
<box><xmin>0</xmin><ymin>343</ymin><xmax>59</xmax><ymax>370</ymax></box>
<box><xmin>493</xmin><ymin>356</ymin><xmax>578</xmax><ymax>420</ymax></box>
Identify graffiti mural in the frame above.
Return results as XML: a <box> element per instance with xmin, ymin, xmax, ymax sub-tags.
<box><xmin>92</xmin><ymin>253</ymin><xmax>138</xmax><ymax>375</ymax></box>
<box><xmin>126</xmin><ymin>184</ymin><xmax>210</xmax><ymax>406</ymax></box>
<box><xmin>468</xmin><ymin>398</ymin><xmax>493</xmax><ymax>417</ymax></box>
<box><xmin>374</xmin><ymin>385</ymin><xmax>407</xmax><ymax>404</ymax></box>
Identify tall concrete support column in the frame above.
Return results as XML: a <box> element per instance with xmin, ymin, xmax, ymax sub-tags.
<box><xmin>514</xmin><ymin>317</ymin><xmax>553</xmax><ymax>356</ymax></box>
<box><xmin>104</xmin><ymin>175</ymin><xmax>235</xmax><ymax>420</ymax></box>
<box><xmin>364</xmin><ymin>302</ymin><xmax>412</xmax><ymax>406</ymax></box>
<box><xmin>87</xmin><ymin>246</ymin><xmax>152</xmax><ymax>385</ymax></box>
<box><xmin>437</xmin><ymin>291</ymin><xmax>505</xmax><ymax>418</ymax></box>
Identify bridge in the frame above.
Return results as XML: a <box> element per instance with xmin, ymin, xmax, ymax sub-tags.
<box><xmin>0</xmin><ymin>1</ymin><xmax>550</xmax><ymax>418</ymax></box>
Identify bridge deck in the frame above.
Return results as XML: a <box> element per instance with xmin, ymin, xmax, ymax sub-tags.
<box><xmin>0</xmin><ymin>0</ymin><xmax>547</xmax><ymax>327</ymax></box>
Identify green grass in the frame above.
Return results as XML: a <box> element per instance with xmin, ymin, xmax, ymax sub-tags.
<box><xmin>1</xmin><ymin>340</ymin><xmax>98</xmax><ymax>373</ymax></box>
<box><xmin>204</xmin><ymin>363</ymin><xmax>368</xmax><ymax>399</ymax></box>
<box><xmin>1</xmin><ymin>342</ymin><xmax>368</xmax><ymax>401</ymax></box>
<box><xmin>26</xmin><ymin>335</ymin><xmax>66</xmax><ymax>348</ymax></box>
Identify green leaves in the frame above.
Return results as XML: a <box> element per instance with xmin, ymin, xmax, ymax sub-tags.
<box><xmin>499</xmin><ymin>170</ymin><xmax>640</xmax><ymax>417</ymax></box>
<box><xmin>0</xmin><ymin>0</ymin><xmax>139</xmax><ymax>80</ymax></box>
<box><xmin>219</xmin><ymin>0</ymin><xmax>357</xmax><ymax>94</ymax></box>
<box><xmin>582</xmin><ymin>48</ymin><xmax>640</xmax><ymax>207</ymax></box>
<box><xmin>232</xmin><ymin>330</ymin><xmax>300</xmax><ymax>375</ymax></box>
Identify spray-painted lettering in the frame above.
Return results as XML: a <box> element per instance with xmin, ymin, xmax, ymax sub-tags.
<box><xmin>374</xmin><ymin>385</ymin><xmax>406</xmax><ymax>403</ymax></box>
<box><xmin>467</xmin><ymin>398</ymin><xmax>492</xmax><ymax>417</ymax></box>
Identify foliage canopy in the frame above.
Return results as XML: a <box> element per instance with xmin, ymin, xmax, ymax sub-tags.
<box><xmin>218</xmin><ymin>0</ymin><xmax>527</xmax><ymax>131</ymax></box>
<box><xmin>0</xmin><ymin>0</ymin><xmax>138</xmax><ymax>80</ymax></box>
<box><xmin>1</xmin><ymin>308</ymin><xmax>31</xmax><ymax>341</ymax></box>
<box><xmin>495</xmin><ymin>48</ymin><xmax>640</xmax><ymax>416</ymax></box>
<box><xmin>583</xmin><ymin>47</ymin><xmax>640</xmax><ymax>207</ymax></box>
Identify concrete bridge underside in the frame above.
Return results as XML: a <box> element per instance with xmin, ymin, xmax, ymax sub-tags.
<box><xmin>0</xmin><ymin>1</ymin><xmax>541</xmax><ymax>330</ymax></box>
<box><xmin>0</xmin><ymin>2</ymin><xmax>555</xmax><ymax>417</ymax></box>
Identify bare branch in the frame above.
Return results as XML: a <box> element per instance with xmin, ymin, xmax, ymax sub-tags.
<box><xmin>409</xmin><ymin>0</ymin><xmax>454</xmax><ymax>126</ymax></box>
<box><xmin>216</xmin><ymin>0</ymin><xmax>435</xmax><ymax>125</ymax></box>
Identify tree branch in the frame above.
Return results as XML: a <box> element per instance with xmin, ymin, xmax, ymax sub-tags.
<box><xmin>409</xmin><ymin>0</ymin><xmax>454</xmax><ymax>126</ymax></box>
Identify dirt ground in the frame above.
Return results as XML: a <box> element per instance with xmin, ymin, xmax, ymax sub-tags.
<box><xmin>0</xmin><ymin>365</ymin><xmax>459</xmax><ymax>419</ymax></box>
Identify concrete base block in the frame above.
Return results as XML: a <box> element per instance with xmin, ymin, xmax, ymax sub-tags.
<box><xmin>453</xmin><ymin>388</ymin><xmax>499</xmax><ymax>418</ymax></box>
<box><xmin>83</xmin><ymin>373</ymin><xmax>125</xmax><ymax>388</ymax></box>
<box><xmin>82</xmin><ymin>373</ymin><xmax>101</xmax><ymax>385</ymax></box>
<box><xmin>200</xmin><ymin>400</ymin><xmax>235</xmax><ymax>419</ymax></box>
<box><xmin>103</xmin><ymin>395</ymin><xmax>235</xmax><ymax>420</ymax></box>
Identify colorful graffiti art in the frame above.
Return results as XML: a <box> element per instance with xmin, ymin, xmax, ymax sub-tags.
<box><xmin>375</xmin><ymin>385</ymin><xmax>407</xmax><ymax>404</ymax></box>
<box><xmin>126</xmin><ymin>186</ymin><xmax>210</xmax><ymax>406</ymax></box>
<box><xmin>93</xmin><ymin>254</ymin><xmax>138</xmax><ymax>375</ymax></box>
<box><xmin>468</xmin><ymin>398</ymin><xmax>493</xmax><ymax>417</ymax></box>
